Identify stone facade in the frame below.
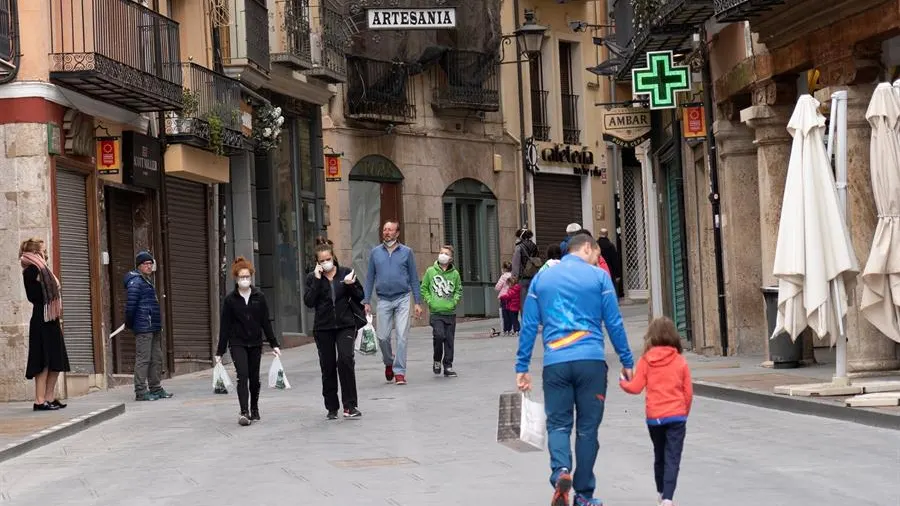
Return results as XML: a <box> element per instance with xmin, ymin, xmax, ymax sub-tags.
<box><xmin>0</xmin><ymin>123</ymin><xmax>54</xmax><ymax>401</ymax></box>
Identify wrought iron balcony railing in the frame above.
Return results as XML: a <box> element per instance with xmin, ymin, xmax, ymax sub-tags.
<box><xmin>432</xmin><ymin>50</ymin><xmax>500</xmax><ymax>112</ymax></box>
<box><xmin>345</xmin><ymin>56</ymin><xmax>415</xmax><ymax>124</ymax></box>
<box><xmin>530</xmin><ymin>90</ymin><xmax>551</xmax><ymax>142</ymax></box>
<box><xmin>307</xmin><ymin>0</ymin><xmax>347</xmax><ymax>83</ymax></box>
<box><xmin>48</xmin><ymin>0</ymin><xmax>183</xmax><ymax>112</ymax></box>
<box><xmin>561</xmin><ymin>93</ymin><xmax>581</xmax><ymax>145</ymax></box>
<box><xmin>0</xmin><ymin>0</ymin><xmax>13</xmax><ymax>68</ymax></box>
<box><xmin>272</xmin><ymin>0</ymin><xmax>312</xmax><ymax>69</ymax></box>
<box><xmin>616</xmin><ymin>0</ymin><xmax>714</xmax><ymax>80</ymax></box>
<box><xmin>714</xmin><ymin>0</ymin><xmax>785</xmax><ymax>23</ymax></box>
<box><xmin>165</xmin><ymin>63</ymin><xmax>243</xmax><ymax>155</ymax></box>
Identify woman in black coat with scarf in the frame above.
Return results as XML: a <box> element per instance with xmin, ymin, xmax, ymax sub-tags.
<box><xmin>215</xmin><ymin>257</ymin><xmax>280</xmax><ymax>427</ymax></box>
<box><xmin>303</xmin><ymin>237</ymin><xmax>365</xmax><ymax>420</ymax></box>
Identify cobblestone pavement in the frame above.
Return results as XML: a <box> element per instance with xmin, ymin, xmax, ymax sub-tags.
<box><xmin>0</xmin><ymin>311</ymin><xmax>897</xmax><ymax>506</ymax></box>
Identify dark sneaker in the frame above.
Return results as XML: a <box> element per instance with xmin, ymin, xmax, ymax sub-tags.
<box><xmin>238</xmin><ymin>413</ymin><xmax>251</xmax><ymax>426</ymax></box>
<box><xmin>33</xmin><ymin>402</ymin><xmax>59</xmax><ymax>411</ymax></box>
<box><xmin>151</xmin><ymin>389</ymin><xmax>174</xmax><ymax>399</ymax></box>
<box><xmin>395</xmin><ymin>374</ymin><xmax>407</xmax><ymax>385</ymax></box>
<box><xmin>385</xmin><ymin>365</ymin><xmax>395</xmax><ymax>382</ymax></box>
<box><xmin>326</xmin><ymin>410</ymin><xmax>339</xmax><ymax>420</ymax></box>
<box><xmin>574</xmin><ymin>495</ymin><xmax>603</xmax><ymax>506</ymax></box>
<box><xmin>343</xmin><ymin>407</ymin><xmax>362</xmax><ymax>418</ymax></box>
<box><xmin>135</xmin><ymin>392</ymin><xmax>159</xmax><ymax>402</ymax></box>
<box><xmin>250</xmin><ymin>409</ymin><xmax>261</xmax><ymax>421</ymax></box>
<box><xmin>551</xmin><ymin>468</ymin><xmax>573</xmax><ymax>506</ymax></box>
<box><xmin>443</xmin><ymin>367</ymin><xmax>458</xmax><ymax>378</ymax></box>
<box><xmin>433</xmin><ymin>361</ymin><xmax>442</xmax><ymax>375</ymax></box>
<box><xmin>51</xmin><ymin>400</ymin><xmax>67</xmax><ymax>409</ymax></box>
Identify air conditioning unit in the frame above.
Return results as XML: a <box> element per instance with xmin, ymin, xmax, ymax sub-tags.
<box><xmin>310</xmin><ymin>31</ymin><xmax>323</xmax><ymax>66</ymax></box>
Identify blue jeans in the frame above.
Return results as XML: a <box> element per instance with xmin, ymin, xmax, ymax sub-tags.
<box><xmin>375</xmin><ymin>294</ymin><xmax>411</xmax><ymax>375</ymax></box>
<box><xmin>543</xmin><ymin>360</ymin><xmax>608</xmax><ymax>499</ymax></box>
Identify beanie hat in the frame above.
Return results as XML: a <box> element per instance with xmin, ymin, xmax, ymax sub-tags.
<box><xmin>135</xmin><ymin>251</ymin><xmax>155</xmax><ymax>266</ymax></box>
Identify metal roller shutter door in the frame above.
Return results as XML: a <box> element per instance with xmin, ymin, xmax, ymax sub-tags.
<box><xmin>107</xmin><ymin>190</ymin><xmax>136</xmax><ymax>373</ymax></box>
<box><xmin>533</xmin><ymin>173</ymin><xmax>583</xmax><ymax>257</ymax></box>
<box><xmin>166</xmin><ymin>177</ymin><xmax>212</xmax><ymax>363</ymax></box>
<box><xmin>56</xmin><ymin>170</ymin><xmax>95</xmax><ymax>373</ymax></box>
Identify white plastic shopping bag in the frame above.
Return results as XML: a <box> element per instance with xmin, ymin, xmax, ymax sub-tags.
<box><xmin>212</xmin><ymin>362</ymin><xmax>233</xmax><ymax>394</ymax></box>
<box><xmin>267</xmin><ymin>356</ymin><xmax>291</xmax><ymax>390</ymax></box>
<box><xmin>519</xmin><ymin>393</ymin><xmax>546</xmax><ymax>450</ymax></box>
<box><xmin>355</xmin><ymin>314</ymin><xmax>378</xmax><ymax>355</ymax></box>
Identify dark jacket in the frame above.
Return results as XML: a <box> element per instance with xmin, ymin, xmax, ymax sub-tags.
<box><xmin>511</xmin><ymin>239</ymin><xmax>539</xmax><ymax>279</ymax></box>
<box><xmin>216</xmin><ymin>287</ymin><xmax>279</xmax><ymax>356</ymax></box>
<box><xmin>598</xmin><ymin>237</ymin><xmax>621</xmax><ymax>279</ymax></box>
<box><xmin>304</xmin><ymin>265</ymin><xmax>365</xmax><ymax>332</ymax></box>
<box><xmin>124</xmin><ymin>271</ymin><xmax>162</xmax><ymax>333</ymax></box>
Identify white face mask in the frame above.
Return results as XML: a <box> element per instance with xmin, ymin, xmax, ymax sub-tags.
<box><xmin>437</xmin><ymin>253</ymin><xmax>451</xmax><ymax>265</ymax></box>
<box><xmin>237</xmin><ymin>279</ymin><xmax>251</xmax><ymax>289</ymax></box>
<box><xmin>383</xmin><ymin>239</ymin><xmax>397</xmax><ymax>248</ymax></box>
<box><xmin>320</xmin><ymin>260</ymin><xmax>335</xmax><ymax>272</ymax></box>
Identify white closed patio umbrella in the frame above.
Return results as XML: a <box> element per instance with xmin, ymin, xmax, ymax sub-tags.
<box><xmin>860</xmin><ymin>83</ymin><xmax>900</xmax><ymax>343</ymax></box>
<box><xmin>772</xmin><ymin>95</ymin><xmax>859</xmax><ymax>350</ymax></box>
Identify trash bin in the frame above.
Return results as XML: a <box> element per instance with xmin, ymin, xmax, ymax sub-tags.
<box><xmin>761</xmin><ymin>286</ymin><xmax>804</xmax><ymax>369</ymax></box>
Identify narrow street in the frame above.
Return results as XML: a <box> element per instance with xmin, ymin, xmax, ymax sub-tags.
<box><xmin>0</xmin><ymin>313</ymin><xmax>896</xmax><ymax>506</ymax></box>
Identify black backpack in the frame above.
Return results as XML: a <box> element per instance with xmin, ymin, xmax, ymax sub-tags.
<box><xmin>519</xmin><ymin>241</ymin><xmax>543</xmax><ymax>278</ymax></box>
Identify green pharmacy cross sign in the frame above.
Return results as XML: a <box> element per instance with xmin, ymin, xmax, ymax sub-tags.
<box><xmin>632</xmin><ymin>51</ymin><xmax>692</xmax><ymax>110</ymax></box>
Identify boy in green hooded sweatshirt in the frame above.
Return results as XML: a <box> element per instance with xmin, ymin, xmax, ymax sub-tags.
<box><xmin>421</xmin><ymin>245</ymin><xmax>463</xmax><ymax>377</ymax></box>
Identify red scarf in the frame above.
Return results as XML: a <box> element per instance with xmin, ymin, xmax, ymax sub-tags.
<box><xmin>20</xmin><ymin>252</ymin><xmax>62</xmax><ymax>322</ymax></box>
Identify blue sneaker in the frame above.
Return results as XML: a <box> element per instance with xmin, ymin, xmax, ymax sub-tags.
<box><xmin>575</xmin><ymin>495</ymin><xmax>603</xmax><ymax>506</ymax></box>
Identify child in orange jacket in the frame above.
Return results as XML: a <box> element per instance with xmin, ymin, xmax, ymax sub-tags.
<box><xmin>619</xmin><ymin>317</ymin><xmax>693</xmax><ymax>506</ymax></box>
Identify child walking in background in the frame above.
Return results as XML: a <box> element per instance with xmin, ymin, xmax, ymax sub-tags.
<box><xmin>421</xmin><ymin>245</ymin><xmax>462</xmax><ymax>377</ymax></box>
<box><xmin>494</xmin><ymin>261</ymin><xmax>513</xmax><ymax>329</ymax></box>
<box><xmin>498</xmin><ymin>276</ymin><xmax>521</xmax><ymax>336</ymax></box>
<box><xmin>619</xmin><ymin>317</ymin><xmax>692</xmax><ymax>506</ymax></box>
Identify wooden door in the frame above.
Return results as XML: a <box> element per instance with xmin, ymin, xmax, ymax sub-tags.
<box><xmin>107</xmin><ymin>189</ymin><xmax>137</xmax><ymax>374</ymax></box>
<box><xmin>380</xmin><ymin>182</ymin><xmax>404</xmax><ymax>242</ymax></box>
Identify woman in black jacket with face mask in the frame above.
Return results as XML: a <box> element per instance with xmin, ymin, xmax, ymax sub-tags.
<box><xmin>216</xmin><ymin>257</ymin><xmax>281</xmax><ymax>427</ymax></box>
<box><xmin>303</xmin><ymin>237</ymin><xmax>365</xmax><ymax>420</ymax></box>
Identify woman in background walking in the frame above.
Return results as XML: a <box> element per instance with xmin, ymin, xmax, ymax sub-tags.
<box><xmin>20</xmin><ymin>238</ymin><xmax>70</xmax><ymax>411</ymax></box>
<box><xmin>216</xmin><ymin>257</ymin><xmax>281</xmax><ymax>426</ymax></box>
<box><xmin>304</xmin><ymin>238</ymin><xmax>364</xmax><ymax>420</ymax></box>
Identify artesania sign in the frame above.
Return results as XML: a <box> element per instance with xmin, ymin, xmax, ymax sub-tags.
<box><xmin>367</xmin><ymin>8</ymin><xmax>457</xmax><ymax>29</ymax></box>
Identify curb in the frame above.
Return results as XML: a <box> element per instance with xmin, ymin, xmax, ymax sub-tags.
<box><xmin>693</xmin><ymin>381</ymin><xmax>900</xmax><ymax>431</ymax></box>
<box><xmin>0</xmin><ymin>403</ymin><xmax>126</xmax><ymax>464</ymax></box>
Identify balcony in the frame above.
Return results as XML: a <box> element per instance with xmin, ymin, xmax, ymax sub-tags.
<box><xmin>306</xmin><ymin>0</ymin><xmax>348</xmax><ymax>83</ymax></box>
<box><xmin>48</xmin><ymin>0</ymin><xmax>183</xmax><ymax>112</ymax></box>
<box><xmin>561</xmin><ymin>93</ymin><xmax>580</xmax><ymax>145</ymax></box>
<box><xmin>0</xmin><ymin>0</ymin><xmax>14</xmax><ymax>74</ymax></box>
<box><xmin>432</xmin><ymin>50</ymin><xmax>500</xmax><ymax>112</ymax></box>
<box><xmin>165</xmin><ymin>63</ymin><xmax>243</xmax><ymax>155</ymax></box>
<box><xmin>714</xmin><ymin>0</ymin><xmax>785</xmax><ymax>23</ymax></box>
<box><xmin>530</xmin><ymin>90</ymin><xmax>550</xmax><ymax>142</ymax></box>
<box><xmin>345</xmin><ymin>56</ymin><xmax>415</xmax><ymax>124</ymax></box>
<box><xmin>271</xmin><ymin>0</ymin><xmax>313</xmax><ymax>70</ymax></box>
<box><xmin>615</xmin><ymin>0</ymin><xmax>715</xmax><ymax>80</ymax></box>
<box><xmin>221</xmin><ymin>0</ymin><xmax>270</xmax><ymax>75</ymax></box>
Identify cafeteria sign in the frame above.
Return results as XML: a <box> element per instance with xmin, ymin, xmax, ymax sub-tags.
<box><xmin>367</xmin><ymin>8</ymin><xmax>457</xmax><ymax>29</ymax></box>
<box><xmin>601</xmin><ymin>107</ymin><xmax>651</xmax><ymax>148</ymax></box>
<box><xmin>96</xmin><ymin>137</ymin><xmax>121</xmax><ymax>175</ymax></box>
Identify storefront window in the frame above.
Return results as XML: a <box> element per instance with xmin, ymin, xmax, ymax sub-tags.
<box><xmin>298</xmin><ymin>119</ymin><xmax>314</xmax><ymax>191</ymax></box>
<box><xmin>274</xmin><ymin>120</ymin><xmax>302</xmax><ymax>334</ymax></box>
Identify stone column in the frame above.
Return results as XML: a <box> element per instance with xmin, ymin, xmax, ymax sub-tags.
<box><xmin>228</xmin><ymin>153</ymin><xmax>256</xmax><ymax>270</ymax></box>
<box><xmin>714</xmin><ymin>103</ymin><xmax>765</xmax><ymax>356</ymax></box>
<box><xmin>740</xmin><ymin>79</ymin><xmax>817</xmax><ymax>362</ymax></box>
<box><xmin>815</xmin><ymin>84</ymin><xmax>900</xmax><ymax>373</ymax></box>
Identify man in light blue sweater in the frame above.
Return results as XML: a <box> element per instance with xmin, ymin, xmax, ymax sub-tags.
<box><xmin>363</xmin><ymin>220</ymin><xmax>423</xmax><ymax>386</ymax></box>
<box><xmin>516</xmin><ymin>233</ymin><xmax>635</xmax><ymax>506</ymax></box>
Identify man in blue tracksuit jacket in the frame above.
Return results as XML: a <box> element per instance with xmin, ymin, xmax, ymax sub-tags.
<box><xmin>516</xmin><ymin>233</ymin><xmax>635</xmax><ymax>506</ymax></box>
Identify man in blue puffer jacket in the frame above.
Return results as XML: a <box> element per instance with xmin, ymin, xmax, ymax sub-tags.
<box><xmin>125</xmin><ymin>251</ymin><xmax>173</xmax><ymax>401</ymax></box>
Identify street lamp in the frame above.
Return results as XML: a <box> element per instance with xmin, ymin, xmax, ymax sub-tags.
<box><xmin>498</xmin><ymin>9</ymin><xmax>548</xmax><ymax>227</ymax></box>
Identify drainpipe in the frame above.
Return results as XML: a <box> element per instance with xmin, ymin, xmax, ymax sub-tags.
<box><xmin>698</xmin><ymin>30</ymin><xmax>729</xmax><ymax>356</ymax></box>
<box><xmin>513</xmin><ymin>0</ymin><xmax>529</xmax><ymax>228</ymax></box>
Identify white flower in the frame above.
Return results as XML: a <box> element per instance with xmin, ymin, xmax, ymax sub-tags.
<box><xmin>276</xmin><ymin>116</ymin><xmax>284</xmax><ymax>126</ymax></box>
<box><xmin>272</xmin><ymin>107</ymin><xmax>281</xmax><ymax>118</ymax></box>
<box><xmin>263</xmin><ymin>127</ymin><xmax>272</xmax><ymax>137</ymax></box>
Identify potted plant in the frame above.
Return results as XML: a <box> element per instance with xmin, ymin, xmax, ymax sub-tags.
<box><xmin>253</xmin><ymin>104</ymin><xmax>285</xmax><ymax>153</ymax></box>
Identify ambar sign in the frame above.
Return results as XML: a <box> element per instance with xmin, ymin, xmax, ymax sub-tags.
<box><xmin>602</xmin><ymin>107</ymin><xmax>651</xmax><ymax>148</ymax></box>
<box><xmin>368</xmin><ymin>8</ymin><xmax>457</xmax><ymax>29</ymax></box>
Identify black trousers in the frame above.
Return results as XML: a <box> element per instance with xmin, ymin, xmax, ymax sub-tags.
<box><xmin>430</xmin><ymin>314</ymin><xmax>456</xmax><ymax>367</ymax></box>
<box><xmin>648</xmin><ymin>421</ymin><xmax>686</xmax><ymax>500</ymax></box>
<box><xmin>314</xmin><ymin>327</ymin><xmax>358</xmax><ymax>411</ymax></box>
<box><xmin>502</xmin><ymin>308</ymin><xmax>520</xmax><ymax>332</ymax></box>
<box><xmin>230</xmin><ymin>345</ymin><xmax>262</xmax><ymax>415</ymax></box>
